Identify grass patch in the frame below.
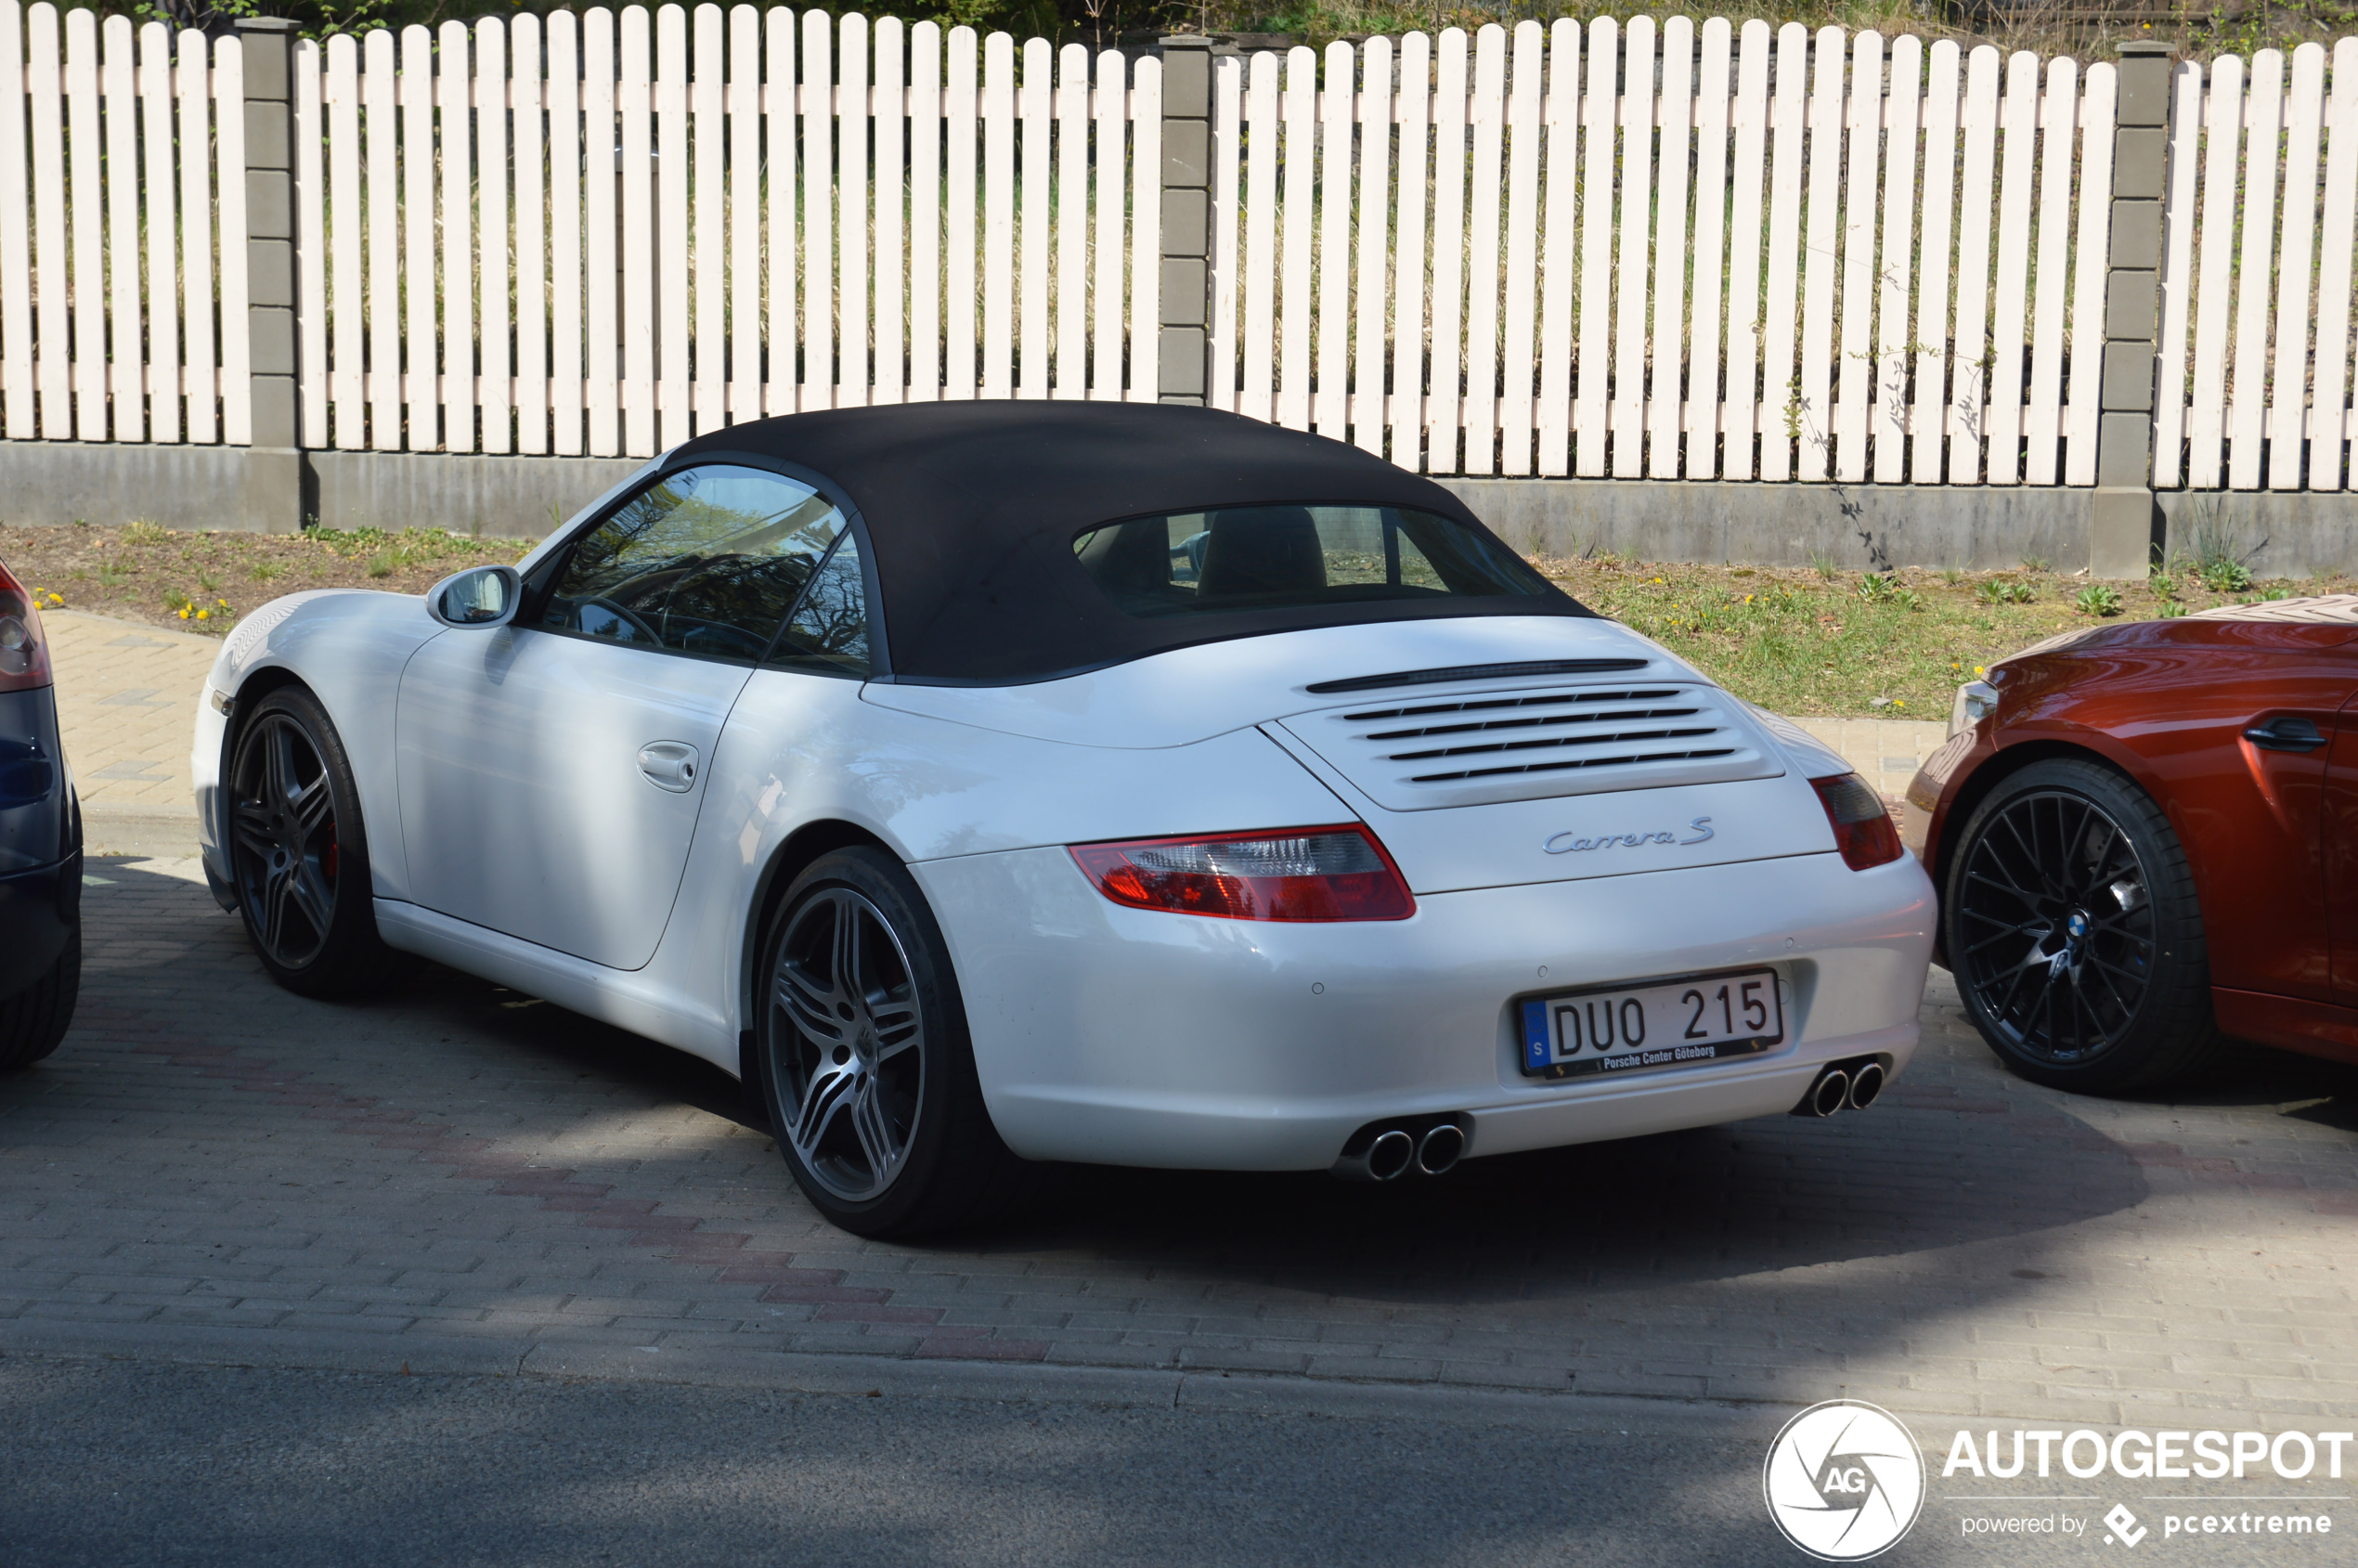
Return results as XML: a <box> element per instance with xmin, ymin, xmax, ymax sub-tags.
<box><xmin>1534</xmin><ymin>556</ymin><xmax>2357</xmax><ymax>718</ymax></box>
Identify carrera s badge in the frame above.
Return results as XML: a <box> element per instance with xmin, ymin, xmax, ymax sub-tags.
<box><xmin>1544</xmin><ymin>817</ymin><xmax>1715</xmax><ymax>855</ymax></box>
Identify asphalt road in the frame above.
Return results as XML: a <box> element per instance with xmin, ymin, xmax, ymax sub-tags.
<box><xmin>2</xmin><ymin>1353</ymin><xmax>2220</xmax><ymax>1568</ymax></box>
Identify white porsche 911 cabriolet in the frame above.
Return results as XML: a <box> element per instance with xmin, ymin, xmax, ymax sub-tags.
<box><xmin>192</xmin><ymin>403</ymin><xmax>1933</xmax><ymax>1235</ymax></box>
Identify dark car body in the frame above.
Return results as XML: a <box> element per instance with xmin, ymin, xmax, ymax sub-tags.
<box><xmin>0</xmin><ymin>562</ymin><xmax>81</xmax><ymax>1014</ymax></box>
<box><xmin>1903</xmin><ymin>599</ymin><xmax>2358</xmax><ymax>1068</ymax></box>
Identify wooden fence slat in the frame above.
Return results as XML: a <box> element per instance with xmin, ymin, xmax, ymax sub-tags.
<box><xmin>1463</xmin><ymin>25</ymin><xmax>1507</xmax><ymax>473</ymax></box>
<box><xmin>1874</xmin><ymin>33</ymin><xmax>1921</xmax><ymax>484</ymax></box>
<box><xmin>215</xmin><ymin>32</ymin><xmax>248</xmax><ymax>445</ymax></box>
<box><xmin>618</xmin><ymin>6</ymin><xmax>654</xmax><ymax>450</ymax></box>
<box><xmin>1609</xmin><ymin>17</ymin><xmax>1655</xmax><ymax>479</ymax></box>
<box><xmin>67</xmin><ymin>9</ymin><xmax>102</xmax><ymax>438</ymax></box>
<box><xmin>2185</xmin><ymin>56</ymin><xmax>2240</xmax><ymax>488</ymax></box>
<box><xmin>802</xmin><ymin>8</ymin><xmax>836</xmax><ymax>410</ymax></box>
<box><xmin>1647</xmin><ymin>17</ymin><xmax>1691</xmax><ymax>479</ymax></box>
<box><xmin>292</xmin><ymin>37</ymin><xmax>322</xmax><ymax>447</ymax></box>
<box><xmin>1794</xmin><ymin>26</ymin><xmax>1843</xmax><ymax>483</ymax></box>
<box><xmin>327</xmin><ymin>34</ymin><xmax>360</xmax><ymax>447</ymax></box>
<box><xmin>1127</xmin><ymin>53</ymin><xmax>1159</xmax><ymax>402</ymax></box>
<box><xmin>1316</xmin><ymin>40</ymin><xmax>1354</xmax><ymax>439</ymax></box>
<box><xmin>1913</xmin><ymin>40</ymin><xmax>1961</xmax><ymax>483</ymax></box>
<box><xmin>395</xmin><ymin>27</ymin><xmax>426</xmax><ymax>449</ymax></box>
<box><xmin>0</xmin><ymin>1</ymin><xmax>28</xmax><ymax>440</ymax></box>
<box><xmin>909</xmin><ymin>20</ymin><xmax>941</xmax><ymax>404</ymax></box>
<box><xmin>2024</xmin><ymin>57</ymin><xmax>2077</xmax><ymax>486</ymax></box>
<box><xmin>1430</xmin><ymin>29</ymin><xmax>1470</xmax><ymax>473</ymax></box>
<box><xmin>478</xmin><ymin>16</ymin><xmax>511</xmax><ymax>453</ymax></box>
<box><xmin>1210</xmin><ymin>53</ymin><xmax>1243</xmax><ymax>411</ymax></box>
<box><xmin>1684</xmin><ymin>19</ymin><xmax>1730</xmax><ymax>480</ymax></box>
<box><xmin>839</xmin><ymin>14</ymin><xmax>871</xmax><ymax>406</ymax></box>
<box><xmin>2150</xmin><ymin>59</ymin><xmax>2201</xmax><ymax>489</ymax></box>
<box><xmin>979</xmin><ymin>30</ymin><xmax>1014</xmax><ymax>399</ymax></box>
<box><xmin>1053</xmin><ymin>42</ymin><xmax>1087</xmax><ymax>400</ymax></box>
<box><xmin>1950</xmin><ymin>46</ymin><xmax>2001</xmax><ymax>484</ymax></box>
<box><xmin>1757</xmin><ymin>23</ymin><xmax>1807</xmax><ymax>482</ymax></box>
<box><xmin>2311</xmin><ymin>40</ymin><xmax>2358</xmax><ymax>490</ymax></box>
<box><xmin>1572</xmin><ymin>19</ymin><xmax>1613</xmax><ymax>476</ymax></box>
<box><xmin>1722</xmin><ymin>20</ymin><xmax>1773</xmax><ymax>480</ymax></box>
<box><xmin>1017</xmin><ymin>37</ymin><xmax>1051</xmax><ymax>400</ymax></box>
<box><xmin>653</xmin><ymin>6</ymin><xmax>686</xmax><ymax>443</ymax></box>
<box><xmin>103</xmin><ymin>18</ymin><xmax>140</xmax><ymax>440</ymax></box>
<box><xmin>1389</xmin><ymin>32</ymin><xmax>1430</xmax><ymax>464</ymax></box>
<box><xmin>1534</xmin><ymin>19</ymin><xmax>1577</xmax><ymax>477</ymax></box>
<box><xmin>584</xmin><ymin>6</ymin><xmax>618</xmax><ymax>452</ymax></box>
<box><xmin>1352</xmin><ymin>33</ymin><xmax>1392</xmax><ymax>454</ymax></box>
<box><xmin>440</xmin><ymin>19</ymin><xmax>474</xmax><ymax>452</ymax></box>
<box><xmin>513</xmin><ymin>14</ymin><xmax>546</xmax><ymax>454</ymax></box>
<box><xmin>2062</xmin><ymin>62</ymin><xmax>2115</xmax><ymax>486</ymax></box>
<box><xmin>28</xmin><ymin>6</ymin><xmax>66</xmax><ymax>437</ymax></box>
<box><xmin>875</xmin><ymin>18</ymin><xmax>906</xmax><ymax>405</ymax></box>
<box><xmin>690</xmin><ymin>3</ymin><xmax>725</xmax><ymax>432</ymax></box>
<box><xmin>945</xmin><ymin>25</ymin><xmax>978</xmax><ymax>400</ymax></box>
<box><xmin>1492</xmin><ymin>19</ymin><xmax>1537</xmax><ymax>473</ymax></box>
<box><xmin>1093</xmin><ymin>45</ymin><xmax>1127</xmax><ymax>402</ymax></box>
<box><xmin>1276</xmin><ymin>46</ymin><xmax>1315</xmax><ymax>434</ymax></box>
<box><xmin>1986</xmin><ymin>50</ymin><xmax>2041</xmax><ymax>486</ymax></box>
<box><xmin>2229</xmin><ymin>49</ymin><xmax>2283</xmax><ymax>489</ymax></box>
<box><xmin>145</xmin><ymin>21</ymin><xmax>184</xmax><ymax>445</ymax></box>
<box><xmin>550</xmin><ymin>9</ymin><xmax>582</xmax><ymax>452</ymax></box>
<box><xmin>175</xmin><ymin>26</ymin><xmax>213</xmax><ymax>444</ymax></box>
<box><xmin>2268</xmin><ymin>44</ymin><xmax>2326</xmax><ymax>489</ymax></box>
<box><xmin>1832</xmin><ymin>29</ymin><xmax>1881</xmax><ymax>483</ymax></box>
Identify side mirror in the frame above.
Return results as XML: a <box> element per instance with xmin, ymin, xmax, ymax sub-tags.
<box><xmin>426</xmin><ymin>564</ymin><xmax>524</xmax><ymax>629</ymax></box>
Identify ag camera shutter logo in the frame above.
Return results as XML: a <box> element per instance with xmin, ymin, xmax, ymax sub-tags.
<box><xmin>1763</xmin><ymin>1400</ymin><xmax>1926</xmax><ymax>1560</ymax></box>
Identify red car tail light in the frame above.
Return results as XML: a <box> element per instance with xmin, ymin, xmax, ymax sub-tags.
<box><xmin>0</xmin><ymin>558</ymin><xmax>55</xmax><ymax>693</ymax></box>
<box><xmin>1069</xmin><ymin>824</ymin><xmax>1416</xmax><ymax>922</ymax></box>
<box><xmin>1812</xmin><ymin>773</ymin><xmax>1904</xmax><ymax>871</ymax></box>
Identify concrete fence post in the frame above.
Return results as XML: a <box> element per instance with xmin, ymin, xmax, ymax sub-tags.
<box><xmin>235</xmin><ymin>18</ymin><xmax>303</xmax><ymax>534</ymax></box>
<box><xmin>1156</xmin><ymin>36</ymin><xmax>1212</xmax><ymax>406</ymax></box>
<box><xmin>2090</xmin><ymin>40</ymin><xmax>2174</xmax><ymax>578</ymax></box>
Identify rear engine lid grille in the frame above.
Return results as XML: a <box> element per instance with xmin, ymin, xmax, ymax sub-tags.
<box><xmin>1279</xmin><ymin>682</ymin><xmax>1782</xmax><ymax>810</ymax></box>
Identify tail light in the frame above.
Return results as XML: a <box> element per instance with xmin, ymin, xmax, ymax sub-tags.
<box><xmin>1812</xmin><ymin>773</ymin><xmax>1904</xmax><ymax>871</ymax></box>
<box><xmin>0</xmin><ymin>557</ymin><xmax>54</xmax><ymax>693</ymax></box>
<box><xmin>1070</xmin><ymin>824</ymin><xmax>1416</xmax><ymax>922</ymax></box>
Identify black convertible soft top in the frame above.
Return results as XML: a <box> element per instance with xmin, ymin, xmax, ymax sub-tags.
<box><xmin>666</xmin><ymin>401</ymin><xmax>1589</xmax><ymax>684</ymax></box>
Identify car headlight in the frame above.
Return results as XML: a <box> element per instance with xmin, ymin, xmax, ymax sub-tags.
<box><xmin>1949</xmin><ymin>680</ymin><xmax>1999</xmax><ymax>738</ymax></box>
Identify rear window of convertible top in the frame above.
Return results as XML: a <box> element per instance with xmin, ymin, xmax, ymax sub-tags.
<box><xmin>1071</xmin><ymin>504</ymin><xmax>1555</xmax><ymax>618</ymax></box>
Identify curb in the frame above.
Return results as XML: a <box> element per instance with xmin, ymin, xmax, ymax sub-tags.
<box><xmin>0</xmin><ymin>1320</ymin><xmax>1794</xmax><ymax>1436</ymax></box>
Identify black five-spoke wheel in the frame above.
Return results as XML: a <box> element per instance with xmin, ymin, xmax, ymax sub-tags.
<box><xmin>1946</xmin><ymin>758</ymin><xmax>2222</xmax><ymax>1092</ymax></box>
<box><xmin>226</xmin><ymin>688</ymin><xmax>401</xmax><ymax>997</ymax></box>
<box><xmin>755</xmin><ymin>847</ymin><xmax>1037</xmax><ymax>1237</ymax></box>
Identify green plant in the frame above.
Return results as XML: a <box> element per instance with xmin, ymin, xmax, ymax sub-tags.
<box><xmin>2199</xmin><ymin>556</ymin><xmax>2254</xmax><ymax>594</ymax></box>
<box><xmin>2256</xmin><ymin>586</ymin><xmax>2292</xmax><ymax>602</ymax></box>
<box><xmin>2073</xmin><ymin>584</ymin><xmax>2124</xmax><ymax>617</ymax></box>
<box><xmin>2018</xmin><ymin>554</ymin><xmax>2051</xmax><ymax>574</ymax></box>
<box><xmin>250</xmin><ymin>561</ymin><xmax>287</xmax><ymax>583</ymax></box>
<box><xmin>95</xmin><ymin>559</ymin><xmax>131</xmax><ymax>587</ymax></box>
<box><xmin>1976</xmin><ymin>579</ymin><xmax>2036</xmax><ymax>606</ymax></box>
<box><xmin>123</xmin><ymin>519</ymin><xmax>169</xmax><ymax>547</ymax></box>
<box><xmin>2157</xmin><ymin>600</ymin><xmax>2188</xmax><ymax>617</ymax></box>
<box><xmin>1810</xmin><ymin>551</ymin><xmax>1841</xmax><ymax>579</ymax></box>
<box><xmin>1941</xmin><ymin>566</ymin><xmax>1966</xmax><ymax>585</ymax></box>
<box><xmin>366</xmin><ymin>550</ymin><xmax>398</xmax><ymax>579</ymax></box>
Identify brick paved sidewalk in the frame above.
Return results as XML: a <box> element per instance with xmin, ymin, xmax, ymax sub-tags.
<box><xmin>2</xmin><ymin>859</ymin><xmax>2352</xmax><ymax>1423</ymax></box>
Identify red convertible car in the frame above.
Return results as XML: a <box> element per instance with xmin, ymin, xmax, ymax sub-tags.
<box><xmin>1904</xmin><ymin>596</ymin><xmax>2358</xmax><ymax>1092</ymax></box>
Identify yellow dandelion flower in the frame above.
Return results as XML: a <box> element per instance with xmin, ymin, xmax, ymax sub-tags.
<box><xmin>1974</xmin><ymin>665</ymin><xmax>1985</xmax><ymax>676</ymax></box>
<box><xmin>177</xmin><ymin>606</ymin><xmax>190</xmax><ymax>619</ymax></box>
<box><xmin>196</xmin><ymin>609</ymin><xmax>209</xmax><ymax>620</ymax></box>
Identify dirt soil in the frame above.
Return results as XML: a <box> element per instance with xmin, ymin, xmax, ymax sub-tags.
<box><xmin>0</xmin><ymin>522</ymin><xmax>535</xmax><ymax>637</ymax></box>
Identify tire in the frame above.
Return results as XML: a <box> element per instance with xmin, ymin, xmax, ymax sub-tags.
<box><xmin>751</xmin><ymin>846</ymin><xmax>1036</xmax><ymax>1238</ymax></box>
<box><xmin>1945</xmin><ymin>757</ymin><xmax>2224</xmax><ymax>1093</ymax></box>
<box><xmin>0</xmin><ymin>928</ymin><xmax>79</xmax><ymax>1070</ymax></box>
<box><xmin>226</xmin><ymin>687</ymin><xmax>404</xmax><ymax>999</ymax></box>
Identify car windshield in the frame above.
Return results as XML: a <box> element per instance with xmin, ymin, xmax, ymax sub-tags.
<box><xmin>1072</xmin><ymin>505</ymin><xmax>1553</xmax><ymax>618</ymax></box>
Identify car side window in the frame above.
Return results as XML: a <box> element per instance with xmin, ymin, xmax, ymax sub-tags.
<box><xmin>542</xmin><ymin>464</ymin><xmax>846</xmax><ymax>665</ymax></box>
<box><xmin>766</xmin><ymin>534</ymin><xmax>871</xmax><ymax>679</ymax></box>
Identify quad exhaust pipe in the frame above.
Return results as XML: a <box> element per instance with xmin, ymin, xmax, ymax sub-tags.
<box><xmin>1333</xmin><ymin>1117</ymin><xmax>1470</xmax><ymax>1182</ymax></box>
<box><xmin>1792</xmin><ymin>1056</ymin><xmax>1891</xmax><ymax>1118</ymax></box>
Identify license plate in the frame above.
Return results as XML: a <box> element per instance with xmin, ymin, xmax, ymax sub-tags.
<box><xmin>1519</xmin><ymin>967</ymin><xmax>1785</xmax><ymax>1081</ymax></box>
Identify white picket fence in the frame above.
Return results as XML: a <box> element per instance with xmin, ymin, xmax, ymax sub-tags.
<box><xmin>1</xmin><ymin>3</ymin><xmax>2352</xmax><ymax>492</ymax></box>
<box><xmin>0</xmin><ymin>3</ymin><xmax>248</xmax><ymax>445</ymax></box>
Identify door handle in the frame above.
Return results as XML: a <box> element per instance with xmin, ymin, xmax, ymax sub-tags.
<box><xmin>2244</xmin><ymin>717</ymin><xmax>2326</xmax><ymax>753</ymax></box>
<box><xmin>638</xmin><ymin>741</ymin><xmax>700</xmax><ymax>792</ymax></box>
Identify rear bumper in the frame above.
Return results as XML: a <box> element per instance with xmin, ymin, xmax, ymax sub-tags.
<box><xmin>915</xmin><ymin>848</ymin><xmax>1937</xmax><ymax>1171</ymax></box>
<box><xmin>0</xmin><ymin>848</ymin><xmax>81</xmax><ymax>999</ymax></box>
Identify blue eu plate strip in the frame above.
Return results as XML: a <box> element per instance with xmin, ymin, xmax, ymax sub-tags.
<box><xmin>1521</xmin><ymin>1000</ymin><xmax>1551</xmax><ymax>1074</ymax></box>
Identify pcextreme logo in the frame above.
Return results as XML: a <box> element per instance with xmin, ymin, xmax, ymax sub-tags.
<box><xmin>1763</xmin><ymin>1400</ymin><xmax>1927</xmax><ymax>1561</ymax></box>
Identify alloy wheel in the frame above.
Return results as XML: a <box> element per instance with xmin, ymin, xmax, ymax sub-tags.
<box><xmin>1954</xmin><ymin>788</ymin><xmax>2154</xmax><ymax>1065</ymax></box>
<box><xmin>768</xmin><ymin>888</ymin><xmax>926</xmax><ymax>1202</ymax></box>
<box><xmin>229</xmin><ymin>711</ymin><xmax>342</xmax><ymax>969</ymax></box>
